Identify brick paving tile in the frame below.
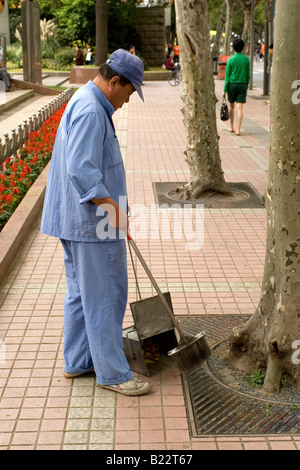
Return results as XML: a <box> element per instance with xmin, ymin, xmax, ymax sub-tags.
<box><xmin>192</xmin><ymin>442</ymin><xmax>218</xmax><ymax>450</ymax></box>
<box><xmin>243</xmin><ymin>442</ymin><xmax>270</xmax><ymax>450</ymax></box>
<box><xmin>1</xmin><ymin>74</ymin><xmax>297</xmax><ymax>451</ymax></box>
<box><xmin>268</xmin><ymin>441</ymin><xmax>298</xmax><ymax>451</ymax></box>
<box><xmin>217</xmin><ymin>441</ymin><xmax>244</xmax><ymax>450</ymax></box>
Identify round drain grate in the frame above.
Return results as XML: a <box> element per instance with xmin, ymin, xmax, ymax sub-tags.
<box><xmin>180</xmin><ymin>315</ymin><xmax>300</xmax><ymax>436</ymax></box>
<box><xmin>205</xmin><ymin>339</ymin><xmax>300</xmax><ymax>406</ymax></box>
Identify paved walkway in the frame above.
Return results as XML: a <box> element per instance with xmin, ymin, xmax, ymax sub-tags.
<box><xmin>0</xmin><ymin>93</ymin><xmax>56</xmax><ymax>143</ymax></box>
<box><xmin>0</xmin><ymin>73</ymin><xmax>299</xmax><ymax>451</ymax></box>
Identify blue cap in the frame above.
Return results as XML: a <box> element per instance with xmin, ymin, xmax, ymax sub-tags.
<box><xmin>106</xmin><ymin>49</ymin><xmax>144</xmax><ymax>102</ymax></box>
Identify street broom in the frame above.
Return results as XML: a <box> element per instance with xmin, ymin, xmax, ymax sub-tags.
<box><xmin>127</xmin><ymin>236</ymin><xmax>211</xmax><ymax>373</ymax></box>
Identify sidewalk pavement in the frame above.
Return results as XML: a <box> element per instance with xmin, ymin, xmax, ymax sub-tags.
<box><xmin>0</xmin><ymin>74</ymin><xmax>298</xmax><ymax>451</ymax></box>
<box><xmin>0</xmin><ymin>93</ymin><xmax>57</xmax><ymax>143</ymax></box>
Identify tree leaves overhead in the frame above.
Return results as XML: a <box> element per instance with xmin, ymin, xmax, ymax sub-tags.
<box><xmin>50</xmin><ymin>0</ymin><xmax>96</xmax><ymax>45</ymax></box>
<box><xmin>9</xmin><ymin>0</ymin><xmax>142</xmax><ymax>48</ymax></box>
<box><xmin>9</xmin><ymin>0</ymin><xmax>266</xmax><ymax>48</ymax></box>
<box><xmin>208</xmin><ymin>0</ymin><xmax>265</xmax><ymax>36</ymax></box>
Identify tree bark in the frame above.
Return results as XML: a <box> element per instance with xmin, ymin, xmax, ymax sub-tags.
<box><xmin>174</xmin><ymin>0</ymin><xmax>231</xmax><ymax>200</ymax></box>
<box><xmin>240</xmin><ymin>0</ymin><xmax>251</xmax><ymax>51</ymax></box>
<box><xmin>265</xmin><ymin>0</ymin><xmax>273</xmax><ymax>41</ymax></box>
<box><xmin>265</xmin><ymin>0</ymin><xmax>274</xmax><ymax>75</ymax></box>
<box><xmin>240</xmin><ymin>0</ymin><xmax>262</xmax><ymax>53</ymax></box>
<box><xmin>224</xmin><ymin>0</ymin><xmax>235</xmax><ymax>56</ymax></box>
<box><xmin>211</xmin><ymin>1</ymin><xmax>227</xmax><ymax>59</ymax></box>
<box><xmin>228</xmin><ymin>0</ymin><xmax>300</xmax><ymax>395</ymax></box>
<box><xmin>95</xmin><ymin>0</ymin><xmax>108</xmax><ymax>66</ymax></box>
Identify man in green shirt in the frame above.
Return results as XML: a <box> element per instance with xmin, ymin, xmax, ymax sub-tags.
<box><xmin>223</xmin><ymin>38</ymin><xmax>250</xmax><ymax>136</ymax></box>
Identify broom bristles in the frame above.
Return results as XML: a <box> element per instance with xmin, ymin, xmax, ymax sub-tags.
<box><xmin>168</xmin><ymin>331</ymin><xmax>211</xmax><ymax>372</ymax></box>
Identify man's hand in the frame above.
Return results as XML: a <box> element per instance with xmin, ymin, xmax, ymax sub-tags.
<box><xmin>92</xmin><ymin>197</ymin><xmax>129</xmax><ymax>236</ymax></box>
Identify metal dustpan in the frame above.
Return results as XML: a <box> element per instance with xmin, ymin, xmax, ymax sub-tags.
<box><xmin>122</xmin><ymin>240</ymin><xmax>177</xmax><ymax>377</ymax></box>
<box><xmin>125</xmin><ymin>237</ymin><xmax>211</xmax><ymax>373</ymax></box>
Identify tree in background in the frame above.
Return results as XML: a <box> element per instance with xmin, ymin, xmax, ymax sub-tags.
<box><xmin>210</xmin><ymin>0</ymin><xmax>226</xmax><ymax>59</ymax></box>
<box><xmin>240</xmin><ymin>0</ymin><xmax>262</xmax><ymax>51</ymax></box>
<box><xmin>208</xmin><ymin>0</ymin><xmax>266</xmax><ymax>56</ymax></box>
<box><xmin>95</xmin><ymin>0</ymin><xmax>108</xmax><ymax>65</ymax></box>
<box><xmin>107</xmin><ymin>0</ymin><xmax>142</xmax><ymax>53</ymax></box>
<box><xmin>95</xmin><ymin>0</ymin><xmax>143</xmax><ymax>64</ymax></box>
<box><xmin>224</xmin><ymin>0</ymin><xmax>235</xmax><ymax>55</ymax></box>
<box><xmin>174</xmin><ymin>0</ymin><xmax>231</xmax><ymax>200</ymax></box>
<box><xmin>9</xmin><ymin>0</ymin><xmax>142</xmax><ymax>56</ymax></box>
<box><xmin>9</xmin><ymin>0</ymin><xmax>96</xmax><ymax>45</ymax></box>
<box><xmin>37</xmin><ymin>0</ymin><xmax>61</xmax><ymax>19</ymax></box>
<box><xmin>52</xmin><ymin>0</ymin><xmax>96</xmax><ymax>45</ymax></box>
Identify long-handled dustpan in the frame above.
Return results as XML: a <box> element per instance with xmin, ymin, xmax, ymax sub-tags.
<box><xmin>127</xmin><ymin>236</ymin><xmax>211</xmax><ymax>372</ymax></box>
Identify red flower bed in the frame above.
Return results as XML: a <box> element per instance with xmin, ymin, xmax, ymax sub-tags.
<box><xmin>0</xmin><ymin>103</ymin><xmax>67</xmax><ymax>232</ymax></box>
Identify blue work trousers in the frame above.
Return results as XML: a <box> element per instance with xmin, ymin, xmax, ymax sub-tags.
<box><xmin>60</xmin><ymin>239</ymin><xmax>133</xmax><ymax>385</ymax></box>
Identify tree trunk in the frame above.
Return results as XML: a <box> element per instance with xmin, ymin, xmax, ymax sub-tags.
<box><xmin>265</xmin><ymin>0</ymin><xmax>274</xmax><ymax>40</ymax></box>
<box><xmin>240</xmin><ymin>1</ymin><xmax>251</xmax><ymax>51</ymax></box>
<box><xmin>95</xmin><ymin>0</ymin><xmax>108</xmax><ymax>66</ymax></box>
<box><xmin>224</xmin><ymin>0</ymin><xmax>235</xmax><ymax>56</ymax></box>
<box><xmin>228</xmin><ymin>0</ymin><xmax>300</xmax><ymax>395</ymax></box>
<box><xmin>211</xmin><ymin>1</ymin><xmax>227</xmax><ymax>59</ymax></box>
<box><xmin>240</xmin><ymin>0</ymin><xmax>262</xmax><ymax>54</ymax></box>
<box><xmin>174</xmin><ymin>0</ymin><xmax>231</xmax><ymax>200</ymax></box>
<box><xmin>265</xmin><ymin>0</ymin><xmax>274</xmax><ymax>75</ymax></box>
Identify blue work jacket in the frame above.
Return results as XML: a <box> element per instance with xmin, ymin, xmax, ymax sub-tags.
<box><xmin>41</xmin><ymin>81</ymin><xmax>127</xmax><ymax>242</ymax></box>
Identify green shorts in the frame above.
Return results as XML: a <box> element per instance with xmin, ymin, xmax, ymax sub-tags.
<box><xmin>227</xmin><ymin>82</ymin><xmax>248</xmax><ymax>103</ymax></box>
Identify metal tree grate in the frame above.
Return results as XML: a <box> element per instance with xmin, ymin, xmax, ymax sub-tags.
<box><xmin>179</xmin><ymin>315</ymin><xmax>300</xmax><ymax>436</ymax></box>
<box><xmin>153</xmin><ymin>182</ymin><xmax>264</xmax><ymax>209</ymax></box>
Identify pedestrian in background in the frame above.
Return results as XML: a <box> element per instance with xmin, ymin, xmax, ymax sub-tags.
<box><xmin>85</xmin><ymin>43</ymin><xmax>93</xmax><ymax>65</ymax></box>
<box><xmin>223</xmin><ymin>37</ymin><xmax>250</xmax><ymax>136</ymax></box>
<box><xmin>0</xmin><ymin>60</ymin><xmax>11</xmax><ymax>91</ymax></box>
<box><xmin>255</xmin><ymin>43</ymin><xmax>261</xmax><ymax>62</ymax></box>
<box><xmin>173</xmin><ymin>43</ymin><xmax>180</xmax><ymax>63</ymax></box>
<box><xmin>73</xmin><ymin>45</ymin><xmax>83</xmax><ymax>65</ymax></box>
<box><xmin>165</xmin><ymin>54</ymin><xmax>175</xmax><ymax>71</ymax></box>
<box><xmin>260</xmin><ymin>41</ymin><xmax>265</xmax><ymax>61</ymax></box>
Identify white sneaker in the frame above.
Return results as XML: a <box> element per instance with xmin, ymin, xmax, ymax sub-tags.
<box><xmin>99</xmin><ymin>377</ymin><xmax>151</xmax><ymax>396</ymax></box>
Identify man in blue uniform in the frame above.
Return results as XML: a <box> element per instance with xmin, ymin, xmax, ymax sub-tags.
<box><xmin>41</xmin><ymin>49</ymin><xmax>151</xmax><ymax>396</ymax></box>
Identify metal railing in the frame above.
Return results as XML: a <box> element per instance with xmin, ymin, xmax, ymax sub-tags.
<box><xmin>0</xmin><ymin>86</ymin><xmax>74</xmax><ymax>164</ymax></box>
